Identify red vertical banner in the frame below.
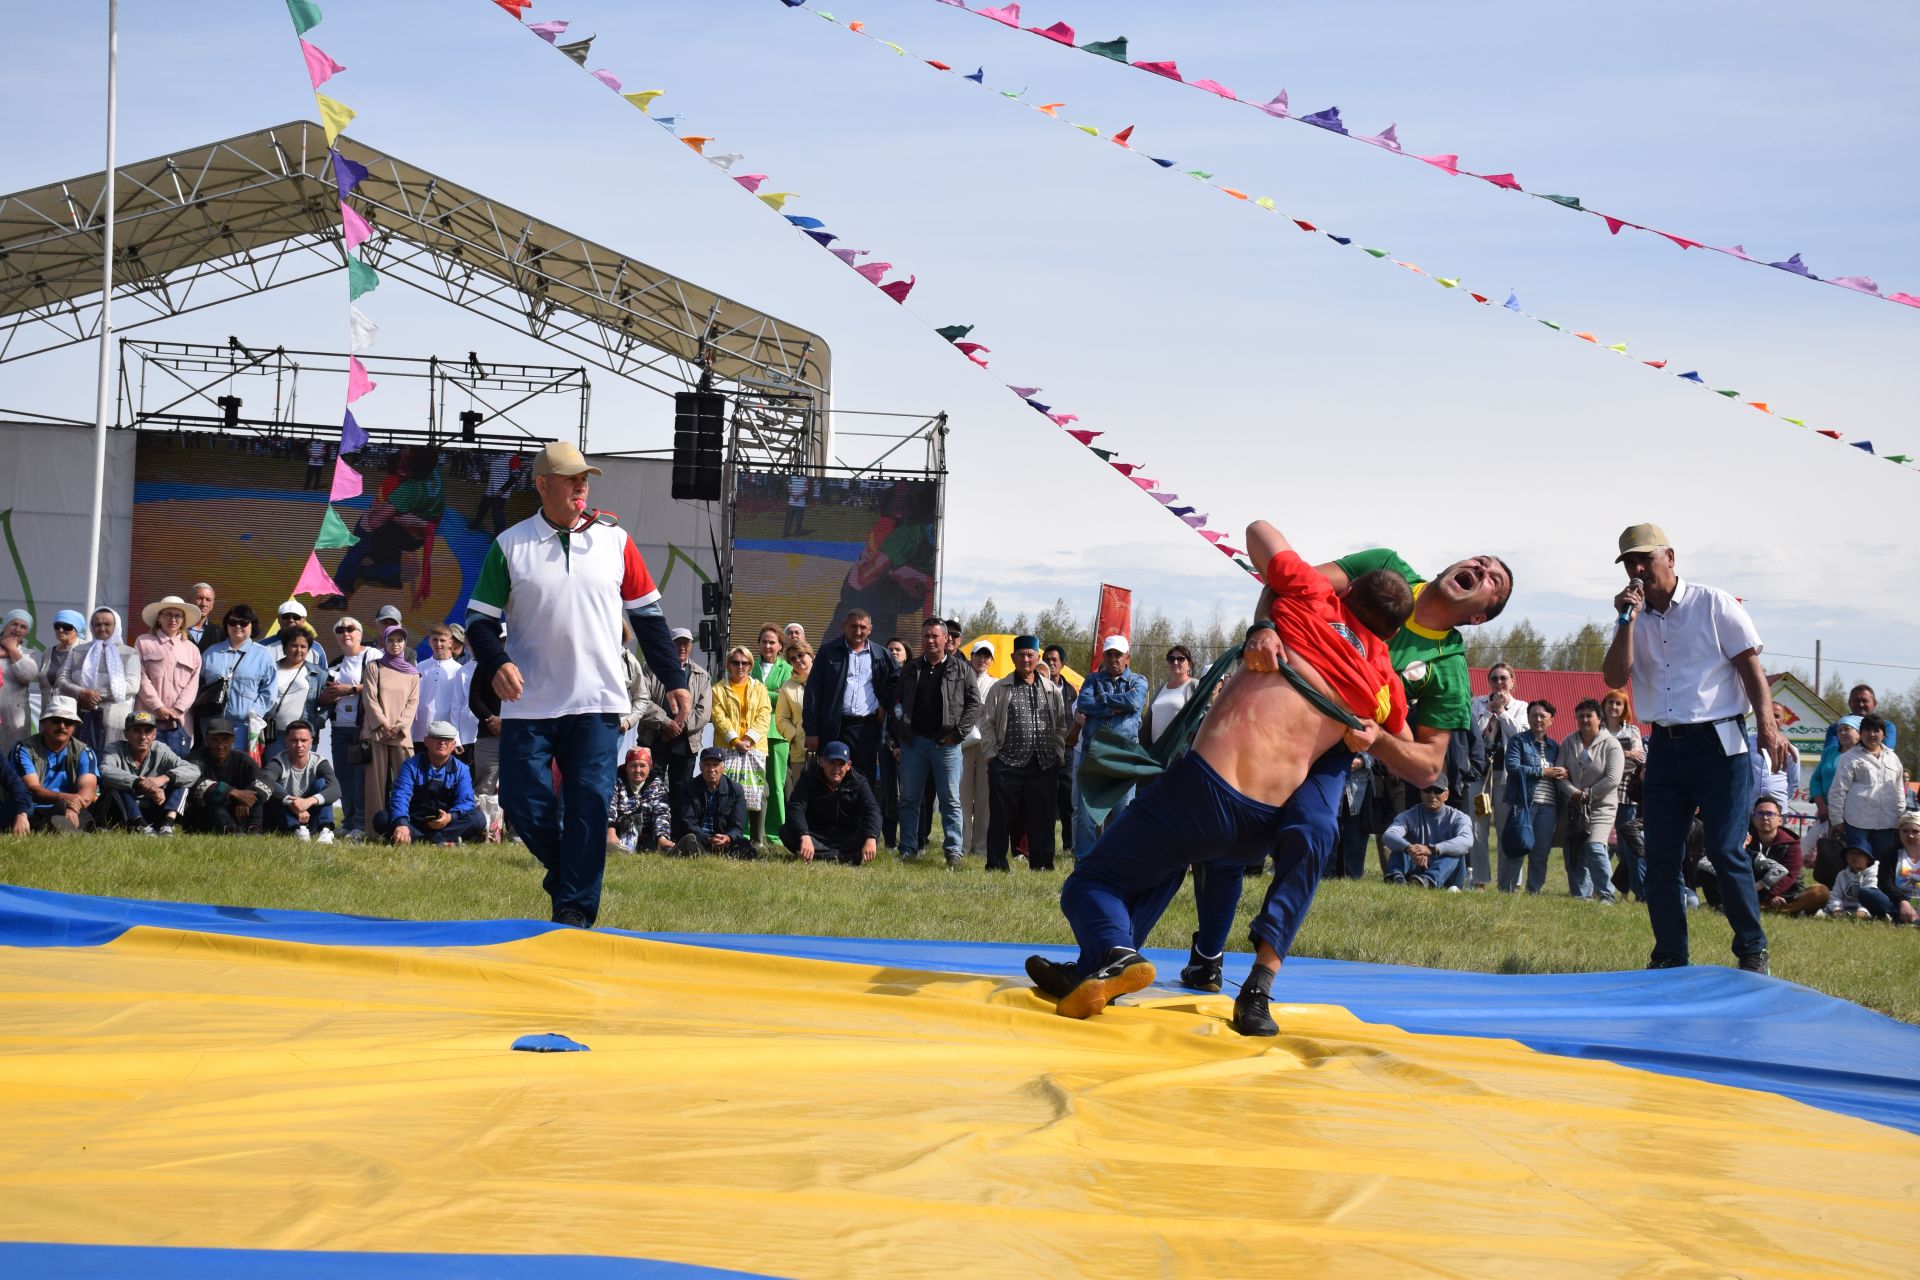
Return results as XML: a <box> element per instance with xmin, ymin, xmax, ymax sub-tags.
<box><xmin>1088</xmin><ymin>583</ymin><xmax>1133</xmax><ymax>671</ymax></box>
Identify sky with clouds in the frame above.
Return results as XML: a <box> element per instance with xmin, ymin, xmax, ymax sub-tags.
<box><xmin>4</xmin><ymin>0</ymin><xmax>1916</xmax><ymax>689</ymax></box>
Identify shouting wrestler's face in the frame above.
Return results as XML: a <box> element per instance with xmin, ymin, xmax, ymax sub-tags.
<box><xmin>1427</xmin><ymin>555</ymin><xmax>1512</xmax><ymax>627</ymax></box>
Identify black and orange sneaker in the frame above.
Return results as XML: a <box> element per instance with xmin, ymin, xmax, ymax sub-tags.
<box><xmin>1056</xmin><ymin>948</ymin><xmax>1155</xmax><ymax>1019</ymax></box>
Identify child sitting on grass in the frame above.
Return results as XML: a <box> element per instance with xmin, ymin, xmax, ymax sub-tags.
<box><xmin>1822</xmin><ymin>841</ymin><xmax>1899</xmax><ymax>920</ymax></box>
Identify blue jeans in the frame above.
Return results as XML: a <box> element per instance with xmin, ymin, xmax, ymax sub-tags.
<box><xmin>1498</xmin><ymin>802</ymin><xmax>1559</xmax><ymax>893</ymax></box>
<box><xmin>112</xmin><ymin>786</ymin><xmax>185</xmax><ymax>828</ymax></box>
<box><xmin>373</xmin><ymin>807</ymin><xmax>487</xmax><ymax>845</ymax></box>
<box><xmin>1857</xmin><ymin>886</ymin><xmax>1896</xmax><ymax>920</ymax></box>
<box><xmin>1386</xmin><ymin>849</ymin><xmax>1464</xmax><ymax>887</ymax></box>
<box><xmin>1568</xmin><ymin>839</ymin><xmax>1616</xmax><ymax>901</ymax></box>
<box><xmin>269</xmin><ymin>781</ymin><xmax>337</xmax><ymax>834</ymax></box>
<box><xmin>897</xmin><ymin>734</ymin><xmax>963</xmax><ymax>857</ymax></box>
<box><xmin>1643</xmin><ymin>727</ymin><xmax>1766</xmax><ymax>963</ymax></box>
<box><xmin>500</xmin><ymin>713</ymin><xmax>622</xmax><ymax>923</ymax></box>
<box><xmin>332</xmin><ymin>724</ymin><xmax>367</xmax><ymax>833</ymax></box>
<box><xmin>157</xmin><ymin>724</ymin><xmax>192</xmax><ymax>759</ymax></box>
<box><xmin>1613</xmin><ymin>803</ymin><xmax>1646</xmax><ymax>898</ymax></box>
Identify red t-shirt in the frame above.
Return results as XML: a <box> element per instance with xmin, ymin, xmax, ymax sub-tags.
<box><xmin>1264</xmin><ymin>550</ymin><xmax>1408</xmax><ymax>733</ymax></box>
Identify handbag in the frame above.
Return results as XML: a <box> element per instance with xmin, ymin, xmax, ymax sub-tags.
<box><xmin>724</xmin><ymin>745</ymin><xmax>767</xmax><ymax>810</ymax></box>
<box><xmin>341</xmin><ymin>739</ymin><xmax>372</xmax><ymax>766</ymax></box>
<box><xmin>191</xmin><ymin>671</ymin><xmax>231</xmax><ymax>717</ymax></box>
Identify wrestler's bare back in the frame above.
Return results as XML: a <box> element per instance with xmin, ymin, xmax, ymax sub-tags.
<box><xmin>1191</xmin><ymin>649</ymin><xmax>1359</xmax><ymax>808</ymax></box>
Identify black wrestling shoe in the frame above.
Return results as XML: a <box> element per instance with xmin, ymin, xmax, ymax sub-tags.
<box><xmin>550</xmin><ymin>908</ymin><xmax>592</xmax><ymax>929</ymax></box>
<box><xmin>1056</xmin><ymin>948</ymin><xmax>1155</xmax><ymax>1019</ymax></box>
<box><xmin>1023</xmin><ymin>954</ymin><xmax>1078</xmax><ymax>1001</ymax></box>
<box><xmin>1736</xmin><ymin>950</ymin><xmax>1770</xmax><ymax>976</ymax></box>
<box><xmin>1646</xmin><ymin>955</ymin><xmax>1687</xmax><ymax>970</ymax></box>
<box><xmin>1231</xmin><ymin>981</ymin><xmax>1279</xmax><ymax>1037</ymax></box>
<box><xmin>1178</xmin><ymin>934</ymin><xmax>1223</xmax><ymax>993</ymax></box>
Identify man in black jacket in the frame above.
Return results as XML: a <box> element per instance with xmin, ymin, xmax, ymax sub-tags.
<box><xmin>782</xmin><ymin>740</ymin><xmax>882</xmax><ymax>865</ymax></box>
<box><xmin>674</xmin><ymin>746</ymin><xmax>752</xmax><ymax>857</ymax></box>
<box><xmin>893</xmin><ymin>617</ymin><xmax>984</xmax><ymax>868</ymax></box>
<box><xmin>802</xmin><ymin>608</ymin><xmax>900</xmax><ymax>792</ymax></box>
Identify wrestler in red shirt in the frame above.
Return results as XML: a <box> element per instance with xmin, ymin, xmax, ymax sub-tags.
<box><xmin>1262</xmin><ymin>548</ymin><xmax>1409</xmax><ymax>734</ymax></box>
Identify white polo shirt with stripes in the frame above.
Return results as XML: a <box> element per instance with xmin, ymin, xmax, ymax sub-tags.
<box><xmin>466</xmin><ymin>513</ymin><xmax>662</xmax><ymax>721</ymax></box>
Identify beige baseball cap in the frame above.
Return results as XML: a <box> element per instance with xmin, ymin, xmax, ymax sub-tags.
<box><xmin>1615</xmin><ymin>523</ymin><xmax>1670</xmax><ymax>563</ymax></box>
<box><xmin>531</xmin><ymin>441</ymin><xmax>603</xmax><ymax>478</ymax></box>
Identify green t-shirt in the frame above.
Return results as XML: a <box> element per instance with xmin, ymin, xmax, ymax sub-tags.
<box><xmin>388</xmin><ymin>473</ymin><xmax>447</xmax><ymax>523</ymax></box>
<box><xmin>878</xmin><ymin>520</ymin><xmax>936</xmax><ymax>574</ymax></box>
<box><xmin>1332</xmin><ymin>547</ymin><xmax>1471</xmax><ymax>732</ymax></box>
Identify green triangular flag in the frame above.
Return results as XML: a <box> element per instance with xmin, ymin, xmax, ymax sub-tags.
<box><xmin>934</xmin><ymin>324</ymin><xmax>973</xmax><ymax>342</ymax></box>
<box><xmin>1538</xmin><ymin>319</ymin><xmax>1561</xmax><ymax>330</ymax></box>
<box><xmin>1363</xmin><ymin>247</ymin><xmax>1390</xmax><ymax>258</ymax></box>
<box><xmin>1540</xmin><ymin>194</ymin><xmax>1583</xmax><ymax>210</ymax></box>
<box><xmin>1183</xmin><ymin>169</ymin><xmax>1213</xmax><ymax>180</ymax></box>
<box><xmin>1090</xmin><ymin>448</ymin><xmax>1116</xmax><ymax>460</ymax></box>
<box><xmin>314</xmin><ymin>504</ymin><xmax>359</xmax><ymax>550</ymax></box>
<box><xmin>1435</xmin><ymin>277</ymin><xmax>1460</xmax><ymax>288</ymax></box>
<box><xmin>1715</xmin><ymin>389</ymin><xmax>1740</xmax><ymax>398</ymax></box>
<box><xmin>1080</xmin><ymin>36</ymin><xmax>1129</xmax><ymax>62</ymax></box>
<box><xmin>347</xmin><ymin>253</ymin><xmax>379</xmax><ymax>300</ymax></box>
<box><xmin>1886</xmin><ymin>454</ymin><xmax>1912</xmax><ymax>463</ymax></box>
<box><xmin>1782</xmin><ymin>417</ymin><xmax>1806</xmax><ymax>426</ymax></box>
<box><xmin>285</xmin><ymin>0</ymin><xmax>323</xmax><ymax>36</ymax></box>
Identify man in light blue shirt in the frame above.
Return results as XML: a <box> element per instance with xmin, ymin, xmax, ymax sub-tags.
<box><xmin>1382</xmin><ymin>782</ymin><xmax>1474</xmax><ymax>887</ymax></box>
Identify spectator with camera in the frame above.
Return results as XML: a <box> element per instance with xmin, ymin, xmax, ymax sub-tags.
<box><xmin>373</xmin><ymin>720</ymin><xmax>484</xmax><ymax>846</ymax></box>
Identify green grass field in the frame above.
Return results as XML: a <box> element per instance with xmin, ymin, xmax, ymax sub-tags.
<box><xmin>6</xmin><ymin>831</ymin><xmax>1917</xmax><ymax>1023</ymax></box>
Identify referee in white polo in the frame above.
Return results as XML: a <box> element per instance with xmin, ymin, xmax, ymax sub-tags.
<box><xmin>1602</xmin><ymin>523</ymin><xmax>1789</xmax><ymax>974</ymax></box>
<box><xmin>466</xmin><ymin>442</ymin><xmax>690</xmax><ymax>928</ymax></box>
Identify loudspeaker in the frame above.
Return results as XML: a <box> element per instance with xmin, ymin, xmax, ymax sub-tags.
<box><xmin>671</xmin><ymin>391</ymin><xmax>726</xmax><ymax>500</ymax></box>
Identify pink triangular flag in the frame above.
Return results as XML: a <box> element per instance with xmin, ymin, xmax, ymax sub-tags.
<box><xmin>346</xmin><ymin>356</ymin><xmax>376</xmax><ymax>403</ymax></box>
<box><xmin>1197</xmin><ymin>529</ymin><xmax>1224</xmax><ymax>543</ymax></box>
<box><xmin>1603</xmin><ymin>216</ymin><xmax>1627</xmax><ymax>235</ymax></box>
<box><xmin>978</xmin><ymin>3</ymin><xmax>1021</xmax><ymax>26</ymax></box>
<box><xmin>1361</xmin><ymin>123</ymin><xmax>1401</xmax><ymax>151</ymax></box>
<box><xmin>340</xmin><ymin>201</ymin><xmax>372</xmax><ymax>252</ymax></box>
<box><xmin>853</xmin><ymin>261</ymin><xmax>893</xmax><ymax>284</ymax></box>
<box><xmin>1658</xmin><ymin>231</ymin><xmax>1701</xmax><ymax>250</ymax></box>
<box><xmin>1885</xmin><ymin>292</ymin><xmax>1920</xmax><ymax>307</ymax></box>
<box><xmin>1065</xmin><ymin>429</ymin><xmax>1101</xmax><ymax>444</ymax></box>
<box><xmin>879</xmin><ymin>275</ymin><xmax>915</xmax><ymax>303</ymax></box>
<box><xmin>1218</xmin><ymin>543</ymin><xmax>1245</xmax><ymax>558</ymax></box>
<box><xmin>1721</xmin><ymin>244</ymin><xmax>1753</xmax><ymax>260</ymax></box>
<box><xmin>1151</xmin><ymin>492</ymin><xmax>1178</xmax><ymax>504</ymax></box>
<box><xmin>1479</xmin><ymin>172</ymin><xmax>1522</xmax><ymax>190</ymax></box>
<box><xmin>733</xmin><ymin>174</ymin><xmax>769</xmax><ymax>193</ymax></box>
<box><xmin>1132</xmin><ymin>60</ymin><xmax>1183</xmax><ymax>81</ymax></box>
<box><xmin>1830</xmin><ymin>275</ymin><xmax>1880</xmax><ymax>294</ymax></box>
<box><xmin>294</xmin><ymin>552</ymin><xmax>343</xmax><ymax>600</ymax></box>
<box><xmin>591</xmin><ymin>69</ymin><xmax>622</xmax><ymax>91</ymax></box>
<box><xmin>329</xmin><ymin>458</ymin><xmax>363</xmax><ymax>502</ymax></box>
<box><xmin>527</xmin><ymin>20</ymin><xmax>568</xmax><ymax>41</ymax></box>
<box><xmin>1028</xmin><ymin>21</ymin><xmax>1075</xmax><ymax>44</ymax></box>
<box><xmin>301</xmin><ymin>40</ymin><xmax>346</xmax><ymax>90</ymax></box>
<box><xmin>1181</xmin><ymin>514</ymin><xmax>1206</xmax><ymax>528</ymax></box>
<box><xmin>955</xmin><ymin>342</ymin><xmax>990</xmax><ymax>367</ymax></box>
<box><xmin>830</xmin><ymin>248</ymin><xmax>870</xmax><ymax>266</ymax></box>
<box><xmin>1130</xmin><ymin>477</ymin><xmax>1159</xmax><ymax>490</ymax></box>
<box><xmin>1192</xmin><ymin>79</ymin><xmax>1238</xmax><ymax>100</ymax></box>
<box><xmin>1047</xmin><ymin>412</ymin><xmax>1078</xmax><ymax>425</ymax></box>
<box><xmin>1417</xmin><ymin>153</ymin><xmax>1459</xmax><ymax>175</ymax></box>
<box><xmin>1256</xmin><ymin>89</ymin><xmax>1289</xmax><ymax>117</ymax></box>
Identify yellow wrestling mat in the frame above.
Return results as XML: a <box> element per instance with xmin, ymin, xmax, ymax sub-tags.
<box><xmin>2</xmin><ymin>923</ymin><xmax>1916</xmax><ymax>1277</ymax></box>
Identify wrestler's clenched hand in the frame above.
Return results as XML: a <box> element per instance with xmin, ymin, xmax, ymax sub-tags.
<box><xmin>1342</xmin><ymin>720</ymin><xmax>1380</xmax><ymax>753</ymax></box>
<box><xmin>1241</xmin><ymin>628</ymin><xmax>1284</xmax><ymax>673</ymax></box>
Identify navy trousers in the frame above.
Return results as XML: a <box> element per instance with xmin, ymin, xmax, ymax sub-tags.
<box><xmin>500</xmin><ymin>713</ymin><xmax>622</xmax><ymax>924</ymax></box>
<box><xmin>1642</xmin><ymin>726</ymin><xmax>1766</xmax><ymax>963</ymax></box>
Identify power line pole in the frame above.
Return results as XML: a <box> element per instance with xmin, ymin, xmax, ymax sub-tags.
<box><xmin>83</xmin><ymin>0</ymin><xmax>119</xmax><ymax>614</ymax></box>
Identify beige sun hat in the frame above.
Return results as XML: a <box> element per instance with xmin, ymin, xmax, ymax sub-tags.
<box><xmin>141</xmin><ymin>595</ymin><xmax>203</xmax><ymax>629</ymax></box>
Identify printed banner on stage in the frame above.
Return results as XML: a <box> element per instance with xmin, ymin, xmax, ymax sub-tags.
<box><xmin>130</xmin><ymin>432</ymin><xmax>540</xmax><ymax>638</ymax></box>
<box><xmin>730</xmin><ymin>470</ymin><xmax>941</xmax><ymax>650</ymax></box>
<box><xmin>1088</xmin><ymin>582</ymin><xmax>1132</xmax><ymax>670</ymax></box>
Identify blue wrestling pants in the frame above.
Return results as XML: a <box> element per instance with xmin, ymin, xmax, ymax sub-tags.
<box><xmin>1058</xmin><ymin>746</ymin><xmax>1350</xmax><ymax>977</ymax></box>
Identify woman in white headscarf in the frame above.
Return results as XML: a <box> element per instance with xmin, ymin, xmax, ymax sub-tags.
<box><xmin>73</xmin><ymin>606</ymin><xmax>138</xmax><ymax>754</ymax></box>
<box><xmin>0</xmin><ymin>609</ymin><xmax>38</xmax><ymax>756</ymax></box>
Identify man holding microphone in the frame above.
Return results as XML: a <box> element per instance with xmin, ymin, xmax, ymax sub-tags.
<box><xmin>466</xmin><ymin>442</ymin><xmax>691</xmax><ymax>928</ymax></box>
<box><xmin>1601</xmin><ymin>524</ymin><xmax>1789</xmax><ymax>974</ymax></box>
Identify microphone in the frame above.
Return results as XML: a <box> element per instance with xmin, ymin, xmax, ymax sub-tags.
<box><xmin>1617</xmin><ymin>577</ymin><xmax>1646</xmax><ymax>626</ymax></box>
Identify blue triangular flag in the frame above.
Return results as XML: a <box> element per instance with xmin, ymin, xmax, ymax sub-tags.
<box><xmin>340</xmin><ymin>409</ymin><xmax>369</xmax><ymax>453</ymax></box>
<box><xmin>1326</xmin><ymin>234</ymin><xmax>1352</xmax><ymax>245</ymax></box>
<box><xmin>1025</xmin><ymin>399</ymin><xmax>1051</xmax><ymax>414</ymax></box>
<box><xmin>785</xmin><ymin>215</ymin><xmax>826</xmax><ymax>229</ymax></box>
<box><xmin>804</xmin><ymin>230</ymin><xmax>838</xmax><ymax>247</ymax></box>
<box><xmin>655</xmin><ymin>115</ymin><xmax>678</xmax><ymax>128</ymax></box>
<box><xmin>330</xmin><ymin>150</ymin><xmax>370</xmax><ymax>198</ymax></box>
<box><xmin>1169</xmin><ymin>506</ymin><xmax>1195</xmax><ymax>517</ymax></box>
<box><xmin>1768</xmin><ymin>253</ymin><xmax>1815</xmax><ymax>279</ymax></box>
<box><xmin>1850</xmin><ymin>440</ymin><xmax>1874</xmax><ymax>453</ymax></box>
<box><xmin>1502</xmin><ymin>291</ymin><xmax>1520</xmax><ymax>311</ymax></box>
<box><xmin>1678</xmin><ymin>371</ymin><xmax>1704</xmax><ymax>383</ymax></box>
<box><xmin>1150</xmin><ymin>157</ymin><xmax>1176</xmax><ymax>168</ymax></box>
<box><xmin>1300</xmin><ymin>107</ymin><xmax>1347</xmax><ymax>134</ymax></box>
<box><xmin>966</xmin><ymin>67</ymin><xmax>985</xmax><ymax>83</ymax></box>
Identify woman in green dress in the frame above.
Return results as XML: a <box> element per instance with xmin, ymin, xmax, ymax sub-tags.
<box><xmin>751</xmin><ymin>624</ymin><xmax>793</xmax><ymax>832</ymax></box>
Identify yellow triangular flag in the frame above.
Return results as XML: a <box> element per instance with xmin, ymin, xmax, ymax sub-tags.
<box><xmin>316</xmin><ymin>93</ymin><xmax>357</xmax><ymax>145</ymax></box>
<box><xmin>1607</xmin><ymin>341</ymin><xmax>1629</xmax><ymax>353</ymax></box>
<box><xmin>622</xmin><ymin>89</ymin><xmax>665</xmax><ymax>113</ymax></box>
<box><xmin>1075</xmin><ymin>123</ymin><xmax>1099</xmax><ymax>135</ymax></box>
<box><xmin>758</xmin><ymin>192</ymin><xmax>795</xmax><ymax>211</ymax></box>
<box><xmin>882</xmin><ymin>41</ymin><xmax>906</xmax><ymax>56</ymax></box>
<box><xmin>1255</xmin><ymin>196</ymin><xmax>1276</xmax><ymax>210</ymax></box>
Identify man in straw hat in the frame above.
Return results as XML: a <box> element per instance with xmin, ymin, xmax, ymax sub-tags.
<box><xmin>465</xmin><ymin>441</ymin><xmax>690</xmax><ymax>928</ymax></box>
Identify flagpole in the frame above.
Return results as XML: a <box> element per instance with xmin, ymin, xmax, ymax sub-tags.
<box><xmin>84</xmin><ymin>0</ymin><xmax>118</xmax><ymax>615</ymax></box>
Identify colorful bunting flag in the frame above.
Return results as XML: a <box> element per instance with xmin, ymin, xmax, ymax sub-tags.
<box><xmin>313</xmin><ymin>505</ymin><xmax>360</xmax><ymax>550</ymax></box>
<box><xmin>293</xmin><ymin>552</ymin><xmax>344</xmax><ymax>601</ymax></box>
<box><xmin>328</xmin><ymin>457</ymin><xmax>362</xmax><ymax>502</ymax></box>
<box><xmin>315</xmin><ymin>93</ymin><xmax>356</xmax><ymax>144</ymax></box>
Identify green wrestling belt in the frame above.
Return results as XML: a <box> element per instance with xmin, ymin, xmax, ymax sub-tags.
<box><xmin>1077</xmin><ymin>647</ymin><xmax>1366</xmax><ymax>826</ymax></box>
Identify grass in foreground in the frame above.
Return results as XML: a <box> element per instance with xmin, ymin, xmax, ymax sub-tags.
<box><xmin>4</xmin><ymin>832</ymin><xmax>1917</xmax><ymax>1024</ymax></box>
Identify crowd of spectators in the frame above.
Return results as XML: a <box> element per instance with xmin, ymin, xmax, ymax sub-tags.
<box><xmin>3</xmin><ymin>589</ymin><xmax>1914</xmax><ymax>929</ymax></box>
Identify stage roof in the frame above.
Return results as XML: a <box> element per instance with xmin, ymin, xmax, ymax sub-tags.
<box><xmin>0</xmin><ymin>120</ymin><xmax>829</xmax><ymax>401</ymax></box>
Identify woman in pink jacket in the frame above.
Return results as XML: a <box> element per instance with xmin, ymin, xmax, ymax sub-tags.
<box><xmin>136</xmin><ymin>595</ymin><xmax>204</xmax><ymax>757</ymax></box>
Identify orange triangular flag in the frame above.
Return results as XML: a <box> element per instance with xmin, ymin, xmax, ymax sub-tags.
<box><xmin>681</xmin><ymin>136</ymin><xmax>712</xmax><ymax>155</ymax></box>
<box><xmin>1037</xmin><ymin>103</ymin><xmax>1065</xmax><ymax>117</ymax></box>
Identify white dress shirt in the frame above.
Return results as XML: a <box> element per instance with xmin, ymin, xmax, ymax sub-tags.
<box><xmin>1627</xmin><ymin>578</ymin><xmax>1762</xmax><ymax>726</ymax></box>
